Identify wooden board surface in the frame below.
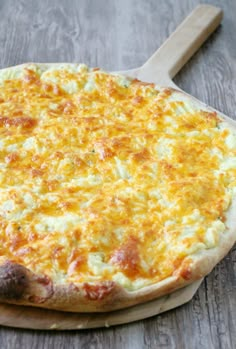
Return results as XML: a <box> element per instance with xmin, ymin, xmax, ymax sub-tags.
<box><xmin>0</xmin><ymin>0</ymin><xmax>235</xmax><ymax>348</ymax></box>
<box><xmin>0</xmin><ymin>281</ymin><xmax>202</xmax><ymax>330</ymax></box>
<box><xmin>0</xmin><ymin>3</ymin><xmax>228</xmax><ymax>331</ymax></box>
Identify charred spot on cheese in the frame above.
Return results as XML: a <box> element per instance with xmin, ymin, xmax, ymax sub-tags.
<box><xmin>110</xmin><ymin>237</ymin><xmax>141</xmax><ymax>277</ymax></box>
<box><xmin>0</xmin><ymin>262</ymin><xmax>29</xmax><ymax>299</ymax></box>
<box><xmin>0</xmin><ymin>63</ymin><xmax>235</xmax><ymax>291</ymax></box>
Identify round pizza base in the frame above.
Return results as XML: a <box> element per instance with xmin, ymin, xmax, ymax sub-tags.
<box><xmin>0</xmin><ymin>280</ymin><xmax>202</xmax><ymax>330</ymax></box>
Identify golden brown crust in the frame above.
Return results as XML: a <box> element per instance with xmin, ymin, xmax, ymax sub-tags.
<box><xmin>0</xmin><ymin>64</ymin><xmax>235</xmax><ymax>312</ymax></box>
<box><xmin>0</xmin><ymin>261</ymin><xmax>189</xmax><ymax>312</ymax></box>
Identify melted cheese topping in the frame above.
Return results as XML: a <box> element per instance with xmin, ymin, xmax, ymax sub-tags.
<box><xmin>0</xmin><ymin>63</ymin><xmax>235</xmax><ymax>290</ymax></box>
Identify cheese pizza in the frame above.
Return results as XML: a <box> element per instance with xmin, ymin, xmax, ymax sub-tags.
<box><xmin>0</xmin><ymin>63</ymin><xmax>235</xmax><ymax>312</ymax></box>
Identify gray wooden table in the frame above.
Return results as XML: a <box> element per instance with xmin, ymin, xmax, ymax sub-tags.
<box><xmin>0</xmin><ymin>0</ymin><xmax>235</xmax><ymax>348</ymax></box>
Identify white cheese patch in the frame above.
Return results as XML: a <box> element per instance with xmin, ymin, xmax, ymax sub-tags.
<box><xmin>113</xmin><ymin>227</ymin><xmax>125</xmax><ymax>241</ymax></box>
<box><xmin>182</xmin><ymin>209</ymin><xmax>204</xmax><ymax>224</ymax></box>
<box><xmin>1</xmin><ymin>199</ymin><xmax>15</xmax><ymax>212</ymax></box>
<box><xmin>205</xmin><ymin>220</ymin><xmax>225</xmax><ymax>248</ymax></box>
<box><xmin>164</xmin><ymin>116</ymin><xmax>178</xmax><ymax>129</ymax></box>
<box><xmin>58</xmin><ymin>158</ymin><xmax>73</xmax><ymax>172</ymax></box>
<box><xmin>84</xmin><ymin>78</ymin><xmax>96</xmax><ymax>92</ymax></box>
<box><xmin>49</xmin><ymin>102</ymin><xmax>58</xmax><ymax>111</ymax></box>
<box><xmin>220</xmin><ymin>157</ymin><xmax>236</xmax><ymax>170</ymax></box>
<box><xmin>156</xmin><ymin>138</ymin><xmax>173</xmax><ymax>159</ymax></box>
<box><xmin>115</xmin><ymin>157</ymin><xmax>130</xmax><ymax>179</ymax></box>
<box><xmin>88</xmin><ymin>253</ymin><xmax>114</xmax><ymax>275</ymax></box>
<box><xmin>0</xmin><ymin>140</ymin><xmax>5</xmax><ymax>150</ymax></box>
<box><xmin>176</xmin><ymin>241</ymin><xmax>206</xmax><ymax>255</ymax></box>
<box><xmin>147</xmin><ymin>120</ymin><xmax>157</xmax><ymax>131</ymax></box>
<box><xmin>41</xmin><ymin>74</ymin><xmax>58</xmax><ymax>84</ymax></box>
<box><xmin>210</xmin><ymin>147</ymin><xmax>223</xmax><ymax>159</ymax></box>
<box><xmin>77</xmin><ymin>64</ymin><xmax>89</xmax><ymax>73</ymax></box>
<box><xmin>23</xmin><ymin>193</ymin><xmax>36</xmax><ymax>208</ymax></box>
<box><xmin>112</xmin><ymin>272</ymin><xmax>132</xmax><ymax>288</ymax></box>
<box><xmin>23</xmin><ymin>137</ymin><xmax>38</xmax><ymax>151</ymax></box>
<box><xmin>226</xmin><ymin>133</ymin><xmax>236</xmax><ymax>149</ymax></box>
<box><xmin>132</xmin><ymin>278</ymin><xmax>149</xmax><ymax>289</ymax></box>
<box><xmin>180</xmin><ymin>226</ymin><xmax>198</xmax><ymax>239</ymax></box>
<box><xmin>46</xmin><ymin>194</ymin><xmax>59</xmax><ymax>203</ymax></box>
<box><xmin>69</xmin><ymin>175</ymin><xmax>102</xmax><ymax>187</ymax></box>
<box><xmin>62</xmin><ymin>80</ymin><xmax>78</xmax><ymax>94</ymax></box>
<box><xmin>114</xmin><ymin>113</ymin><xmax>128</xmax><ymax>122</ymax></box>
<box><xmin>117</xmin><ymin>76</ymin><xmax>131</xmax><ymax>88</ymax></box>
<box><xmin>149</xmin><ymin>188</ymin><xmax>161</xmax><ymax>199</ymax></box>
<box><xmin>41</xmin><ymin>63</ymin><xmax>86</xmax><ymax>75</ymax></box>
<box><xmin>185</xmin><ymin>130</ymin><xmax>200</xmax><ymax>137</ymax></box>
<box><xmin>0</xmin><ymin>163</ymin><xmax>6</xmax><ymax>169</ymax></box>
<box><xmin>205</xmin><ymin>228</ymin><xmax>216</xmax><ymax>248</ymax></box>
<box><xmin>164</xmin><ymin>220</ymin><xmax>175</xmax><ymax>227</ymax></box>
<box><xmin>0</xmin><ymin>199</ymin><xmax>33</xmax><ymax>221</ymax></box>
<box><xmin>0</xmin><ymin>66</ymin><xmax>24</xmax><ymax>83</ymax></box>
<box><xmin>7</xmin><ymin>144</ymin><xmax>18</xmax><ymax>152</ymax></box>
<box><xmin>218</xmin><ymin>122</ymin><xmax>231</xmax><ymax>131</ymax></box>
<box><xmin>166</xmin><ymin>93</ymin><xmax>199</xmax><ymax>113</ymax></box>
<box><xmin>173</xmin><ymin>105</ymin><xmax>190</xmax><ymax>116</ymax></box>
<box><xmin>35</xmin><ymin>213</ymin><xmax>81</xmax><ymax>233</ymax></box>
<box><xmin>159</xmin><ymin>197</ymin><xmax>175</xmax><ymax>208</ymax></box>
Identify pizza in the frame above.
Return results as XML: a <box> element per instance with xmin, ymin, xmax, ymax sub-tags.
<box><xmin>0</xmin><ymin>63</ymin><xmax>235</xmax><ymax>312</ymax></box>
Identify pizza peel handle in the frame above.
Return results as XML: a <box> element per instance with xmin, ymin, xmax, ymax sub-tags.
<box><xmin>137</xmin><ymin>4</ymin><xmax>223</xmax><ymax>87</ymax></box>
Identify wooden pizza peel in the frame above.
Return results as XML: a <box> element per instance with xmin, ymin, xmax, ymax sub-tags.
<box><xmin>0</xmin><ymin>4</ymin><xmax>231</xmax><ymax>330</ymax></box>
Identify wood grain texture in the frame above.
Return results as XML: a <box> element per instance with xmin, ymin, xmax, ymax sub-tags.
<box><xmin>0</xmin><ymin>0</ymin><xmax>235</xmax><ymax>348</ymax></box>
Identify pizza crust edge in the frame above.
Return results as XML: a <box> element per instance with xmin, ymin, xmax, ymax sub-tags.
<box><xmin>0</xmin><ymin>63</ymin><xmax>235</xmax><ymax>312</ymax></box>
